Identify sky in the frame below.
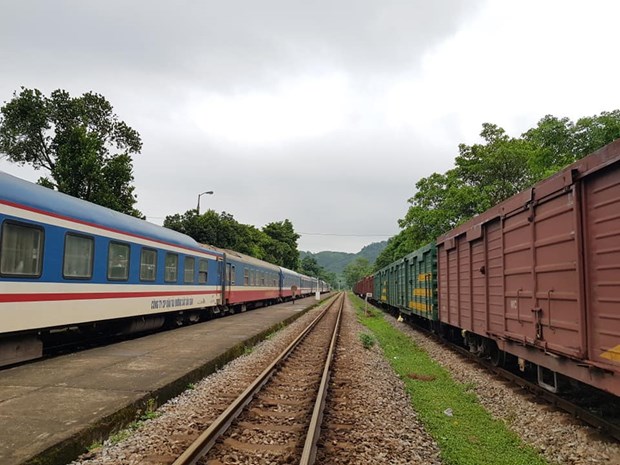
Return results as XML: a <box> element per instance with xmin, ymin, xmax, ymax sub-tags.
<box><xmin>1</xmin><ymin>0</ymin><xmax>620</xmax><ymax>253</ymax></box>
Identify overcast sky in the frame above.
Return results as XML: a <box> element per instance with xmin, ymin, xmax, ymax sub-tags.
<box><xmin>2</xmin><ymin>1</ymin><xmax>620</xmax><ymax>253</ymax></box>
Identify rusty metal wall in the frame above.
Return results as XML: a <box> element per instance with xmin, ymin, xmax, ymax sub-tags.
<box><xmin>437</xmin><ymin>139</ymin><xmax>620</xmax><ymax>395</ymax></box>
<box><xmin>584</xmin><ymin>161</ymin><xmax>620</xmax><ymax>370</ymax></box>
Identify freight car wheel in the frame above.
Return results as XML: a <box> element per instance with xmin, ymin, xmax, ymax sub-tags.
<box><xmin>490</xmin><ymin>344</ymin><xmax>505</xmax><ymax>367</ymax></box>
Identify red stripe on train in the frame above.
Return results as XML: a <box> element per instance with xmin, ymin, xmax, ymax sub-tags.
<box><xmin>0</xmin><ymin>290</ymin><xmax>220</xmax><ymax>303</ymax></box>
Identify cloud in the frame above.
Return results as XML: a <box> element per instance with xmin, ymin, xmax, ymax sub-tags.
<box><xmin>3</xmin><ymin>0</ymin><xmax>619</xmax><ymax>255</ymax></box>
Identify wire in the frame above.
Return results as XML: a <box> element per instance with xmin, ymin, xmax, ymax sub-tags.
<box><xmin>298</xmin><ymin>232</ymin><xmax>393</xmax><ymax>237</ymax></box>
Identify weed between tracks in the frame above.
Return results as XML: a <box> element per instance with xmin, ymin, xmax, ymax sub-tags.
<box><xmin>349</xmin><ymin>293</ymin><xmax>548</xmax><ymax>465</ymax></box>
<box><xmin>358</xmin><ymin>332</ymin><xmax>375</xmax><ymax>349</ymax></box>
<box><xmin>87</xmin><ymin>398</ymin><xmax>162</xmax><ymax>451</ymax></box>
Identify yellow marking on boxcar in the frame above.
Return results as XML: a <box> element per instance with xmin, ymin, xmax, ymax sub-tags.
<box><xmin>408</xmin><ymin>301</ymin><xmax>430</xmax><ymax>312</ymax></box>
<box><xmin>600</xmin><ymin>345</ymin><xmax>620</xmax><ymax>362</ymax></box>
<box><xmin>413</xmin><ymin>288</ymin><xmax>432</xmax><ymax>297</ymax></box>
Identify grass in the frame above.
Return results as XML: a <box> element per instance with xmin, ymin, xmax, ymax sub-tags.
<box><xmin>349</xmin><ymin>293</ymin><xmax>547</xmax><ymax>465</ymax></box>
<box><xmin>87</xmin><ymin>398</ymin><xmax>163</xmax><ymax>450</ymax></box>
<box><xmin>358</xmin><ymin>332</ymin><xmax>375</xmax><ymax>349</ymax></box>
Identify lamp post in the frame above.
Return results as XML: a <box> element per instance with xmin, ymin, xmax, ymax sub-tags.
<box><xmin>197</xmin><ymin>191</ymin><xmax>214</xmax><ymax>214</ymax></box>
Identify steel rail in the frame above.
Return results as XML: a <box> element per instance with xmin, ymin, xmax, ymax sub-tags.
<box><xmin>172</xmin><ymin>293</ymin><xmax>343</xmax><ymax>465</ymax></box>
<box><xmin>299</xmin><ymin>293</ymin><xmax>344</xmax><ymax>464</ymax></box>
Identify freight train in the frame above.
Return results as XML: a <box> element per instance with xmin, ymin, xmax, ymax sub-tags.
<box><xmin>355</xmin><ymin>139</ymin><xmax>620</xmax><ymax>397</ymax></box>
<box><xmin>0</xmin><ymin>171</ymin><xmax>329</xmax><ymax>367</ymax></box>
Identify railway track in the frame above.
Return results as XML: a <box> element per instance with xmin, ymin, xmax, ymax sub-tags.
<box><xmin>170</xmin><ymin>292</ymin><xmax>344</xmax><ymax>465</ymax></box>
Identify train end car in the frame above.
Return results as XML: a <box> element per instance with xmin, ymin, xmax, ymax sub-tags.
<box><xmin>0</xmin><ymin>171</ymin><xmax>224</xmax><ymax>366</ymax></box>
<box><xmin>353</xmin><ymin>275</ymin><xmax>374</xmax><ymax>299</ymax></box>
<box><xmin>436</xmin><ymin>139</ymin><xmax>620</xmax><ymax>396</ymax></box>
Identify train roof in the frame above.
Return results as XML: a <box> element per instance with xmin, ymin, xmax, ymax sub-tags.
<box><xmin>201</xmin><ymin>244</ymin><xmax>280</xmax><ymax>271</ymax></box>
<box><xmin>0</xmin><ymin>171</ymin><xmax>217</xmax><ymax>254</ymax></box>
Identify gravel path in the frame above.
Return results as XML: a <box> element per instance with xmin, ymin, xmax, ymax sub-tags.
<box><xmin>384</xmin><ymin>314</ymin><xmax>620</xmax><ymax>465</ymax></box>
<box><xmin>314</xmin><ymin>295</ymin><xmax>442</xmax><ymax>464</ymax></box>
<box><xmin>71</xmin><ymin>296</ymin><xmax>441</xmax><ymax>465</ymax></box>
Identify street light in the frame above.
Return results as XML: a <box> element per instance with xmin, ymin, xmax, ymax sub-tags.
<box><xmin>197</xmin><ymin>190</ymin><xmax>214</xmax><ymax>214</ymax></box>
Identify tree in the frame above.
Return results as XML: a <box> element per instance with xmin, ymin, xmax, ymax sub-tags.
<box><xmin>164</xmin><ymin>210</ymin><xmax>302</xmax><ymax>269</ymax></box>
<box><xmin>390</xmin><ymin>110</ymin><xmax>620</xmax><ymax>269</ymax></box>
<box><xmin>343</xmin><ymin>258</ymin><xmax>373</xmax><ymax>289</ymax></box>
<box><xmin>374</xmin><ymin>229</ymin><xmax>416</xmax><ymax>271</ymax></box>
<box><xmin>455</xmin><ymin>123</ymin><xmax>535</xmax><ymax>208</ymax></box>
<box><xmin>523</xmin><ymin>110</ymin><xmax>620</xmax><ymax>180</ymax></box>
<box><xmin>0</xmin><ymin>87</ymin><xmax>143</xmax><ymax>216</ymax></box>
<box><xmin>164</xmin><ymin>209</ymin><xmax>266</xmax><ymax>255</ymax></box>
<box><xmin>299</xmin><ymin>255</ymin><xmax>321</xmax><ymax>277</ymax></box>
<box><xmin>262</xmin><ymin>220</ymin><xmax>300</xmax><ymax>270</ymax></box>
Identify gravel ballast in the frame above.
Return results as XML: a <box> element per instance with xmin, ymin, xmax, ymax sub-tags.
<box><xmin>385</xmin><ymin>314</ymin><xmax>620</xmax><ymax>465</ymax></box>
<box><xmin>71</xmin><ymin>296</ymin><xmax>441</xmax><ymax>464</ymax></box>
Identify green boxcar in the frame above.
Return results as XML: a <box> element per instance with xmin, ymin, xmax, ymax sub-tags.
<box><xmin>374</xmin><ymin>242</ymin><xmax>438</xmax><ymax>321</ymax></box>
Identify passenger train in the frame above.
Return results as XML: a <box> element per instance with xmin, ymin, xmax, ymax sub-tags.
<box><xmin>0</xmin><ymin>171</ymin><xmax>329</xmax><ymax>367</ymax></box>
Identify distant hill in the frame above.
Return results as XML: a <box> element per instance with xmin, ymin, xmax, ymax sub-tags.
<box><xmin>300</xmin><ymin>241</ymin><xmax>387</xmax><ymax>276</ymax></box>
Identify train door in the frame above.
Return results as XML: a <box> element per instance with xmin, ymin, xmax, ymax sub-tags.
<box><xmin>398</xmin><ymin>259</ymin><xmax>407</xmax><ymax>309</ymax></box>
<box><xmin>225</xmin><ymin>262</ymin><xmax>235</xmax><ymax>304</ymax></box>
<box><xmin>216</xmin><ymin>257</ymin><xmax>224</xmax><ymax>305</ymax></box>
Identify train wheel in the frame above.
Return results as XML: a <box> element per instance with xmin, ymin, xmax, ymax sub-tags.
<box><xmin>490</xmin><ymin>343</ymin><xmax>505</xmax><ymax>367</ymax></box>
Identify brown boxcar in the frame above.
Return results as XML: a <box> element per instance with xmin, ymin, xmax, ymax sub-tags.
<box><xmin>354</xmin><ymin>275</ymin><xmax>374</xmax><ymax>299</ymax></box>
<box><xmin>437</xmin><ymin>140</ymin><xmax>620</xmax><ymax>396</ymax></box>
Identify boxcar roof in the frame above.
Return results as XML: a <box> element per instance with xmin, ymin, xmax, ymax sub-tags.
<box><xmin>437</xmin><ymin>138</ymin><xmax>620</xmax><ymax>244</ymax></box>
<box><xmin>0</xmin><ymin>171</ymin><xmax>217</xmax><ymax>254</ymax></box>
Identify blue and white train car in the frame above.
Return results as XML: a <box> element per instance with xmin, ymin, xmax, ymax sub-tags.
<box><xmin>280</xmin><ymin>266</ymin><xmax>302</xmax><ymax>300</ymax></box>
<box><xmin>209</xmin><ymin>247</ymin><xmax>281</xmax><ymax>309</ymax></box>
<box><xmin>0</xmin><ymin>172</ymin><xmax>224</xmax><ymax>365</ymax></box>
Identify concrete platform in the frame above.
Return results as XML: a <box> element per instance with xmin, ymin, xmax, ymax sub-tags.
<box><xmin>0</xmin><ymin>295</ymin><xmax>328</xmax><ymax>465</ymax></box>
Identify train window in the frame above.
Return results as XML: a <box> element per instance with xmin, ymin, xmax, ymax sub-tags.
<box><xmin>261</xmin><ymin>272</ymin><xmax>265</xmax><ymax>286</ymax></box>
<box><xmin>184</xmin><ymin>256</ymin><xmax>195</xmax><ymax>284</ymax></box>
<box><xmin>140</xmin><ymin>248</ymin><xmax>157</xmax><ymax>281</ymax></box>
<box><xmin>244</xmin><ymin>268</ymin><xmax>249</xmax><ymax>286</ymax></box>
<box><xmin>198</xmin><ymin>259</ymin><xmax>208</xmax><ymax>283</ymax></box>
<box><xmin>0</xmin><ymin>221</ymin><xmax>44</xmax><ymax>277</ymax></box>
<box><xmin>63</xmin><ymin>234</ymin><xmax>94</xmax><ymax>279</ymax></box>
<box><xmin>231</xmin><ymin>265</ymin><xmax>236</xmax><ymax>285</ymax></box>
<box><xmin>165</xmin><ymin>253</ymin><xmax>178</xmax><ymax>282</ymax></box>
<box><xmin>108</xmin><ymin>242</ymin><xmax>130</xmax><ymax>280</ymax></box>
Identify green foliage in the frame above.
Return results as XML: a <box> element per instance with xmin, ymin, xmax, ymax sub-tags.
<box><xmin>87</xmin><ymin>440</ymin><xmax>103</xmax><ymax>452</ymax></box>
<box><xmin>349</xmin><ymin>294</ymin><xmax>547</xmax><ymax>465</ymax></box>
<box><xmin>358</xmin><ymin>332</ymin><xmax>375</xmax><ymax>349</ymax></box>
<box><xmin>386</xmin><ymin>111</ymin><xmax>620</xmax><ymax>267</ymax></box>
<box><xmin>298</xmin><ymin>255</ymin><xmax>338</xmax><ymax>288</ymax></box>
<box><xmin>343</xmin><ymin>257</ymin><xmax>373</xmax><ymax>289</ymax></box>
<box><xmin>164</xmin><ymin>210</ymin><xmax>301</xmax><ymax>269</ymax></box>
<box><xmin>262</xmin><ymin>219</ymin><xmax>300</xmax><ymax>270</ymax></box>
<box><xmin>299</xmin><ymin>255</ymin><xmax>321</xmax><ymax>276</ymax></box>
<box><xmin>374</xmin><ymin>229</ymin><xmax>418</xmax><ymax>271</ymax></box>
<box><xmin>0</xmin><ymin>87</ymin><xmax>143</xmax><ymax>217</ymax></box>
<box><xmin>108</xmin><ymin>429</ymin><xmax>131</xmax><ymax>445</ymax></box>
<box><xmin>523</xmin><ymin>110</ymin><xmax>620</xmax><ymax>179</ymax></box>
